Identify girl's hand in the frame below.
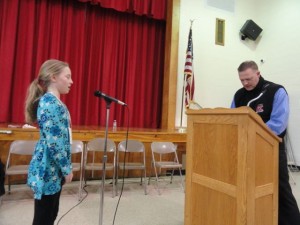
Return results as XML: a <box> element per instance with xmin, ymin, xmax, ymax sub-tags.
<box><xmin>65</xmin><ymin>172</ymin><xmax>73</xmax><ymax>183</ymax></box>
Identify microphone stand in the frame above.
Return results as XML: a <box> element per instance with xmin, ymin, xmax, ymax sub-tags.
<box><xmin>99</xmin><ymin>99</ymin><xmax>112</xmax><ymax>225</ymax></box>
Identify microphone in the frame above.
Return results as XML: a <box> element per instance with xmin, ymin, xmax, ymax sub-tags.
<box><xmin>94</xmin><ymin>91</ymin><xmax>127</xmax><ymax>106</ymax></box>
<box><xmin>247</xmin><ymin>84</ymin><xmax>269</xmax><ymax>106</ymax></box>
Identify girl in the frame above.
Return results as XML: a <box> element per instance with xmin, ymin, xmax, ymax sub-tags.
<box><xmin>25</xmin><ymin>59</ymin><xmax>73</xmax><ymax>225</ymax></box>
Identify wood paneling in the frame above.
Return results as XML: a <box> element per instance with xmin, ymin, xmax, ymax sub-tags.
<box><xmin>0</xmin><ymin>125</ymin><xmax>186</xmax><ymax>184</ymax></box>
<box><xmin>162</xmin><ymin>0</ymin><xmax>180</xmax><ymax>129</ymax></box>
<box><xmin>185</xmin><ymin>107</ymin><xmax>280</xmax><ymax>225</ymax></box>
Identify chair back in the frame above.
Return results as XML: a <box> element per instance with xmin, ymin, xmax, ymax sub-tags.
<box><xmin>9</xmin><ymin>140</ymin><xmax>37</xmax><ymax>155</ymax></box>
<box><xmin>87</xmin><ymin>138</ymin><xmax>116</xmax><ymax>152</ymax></box>
<box><xmin>71</xmin><ymin>140</ymin><xmax>84</xmax><ymax>154</ymax></box>
<box><xmin>151</xmin><ymin>142</ymin><xmax>177</xmax><ymax>154</ymax></box>
<box><xmin>6</xmin><ymin>140</ymin><xmax>37</xmax><ymax>179</ymax></box>
<box><xmin>118</xmin><ymin>140</ymin><xmax>144</xmax><ymax>153</ymax></box>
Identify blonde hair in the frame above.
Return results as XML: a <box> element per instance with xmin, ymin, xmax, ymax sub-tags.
<box><xmin>25</xmin><ymin>59</ymin><xmax>69</xmax><ymax>123</ymax></box>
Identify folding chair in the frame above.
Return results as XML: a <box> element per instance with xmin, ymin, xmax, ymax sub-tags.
<box><xmin>71</xmin><ymin>140</ymin><xmax>84</xmax><ymax>200</ymax></box>
<box><xmin>84</xmin><ymin>138</ymin><xmax>117</xmax><ymax>197</ymax></box>
<box><xmin>5</xmin><ymin>140</ymin><xmax>37</xmax><ymax>193</ymax></box>
<box><xmin>117</xmin><ymin>140</ymin><xmax>147</xmax><ymax>195</ymax></box>
<box><xmin>285</xmin><ymin>132</ymin><xmax>299</xmax><ymax>185</ymax></box>
<box><xmin>148</xmin><ymin>142</ymin><xmax>184</xmax><ymax>194</ymax></box>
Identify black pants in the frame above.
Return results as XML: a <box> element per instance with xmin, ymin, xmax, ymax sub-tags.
<box><xmin>32</xmin><ymin>189</ymin><xmax>61</xmax><ymax>225</ymax></box>
<box><xmin>278</xmin><ymin>141</ymin><xmax>300</xmax><ymax>225</ymax></box>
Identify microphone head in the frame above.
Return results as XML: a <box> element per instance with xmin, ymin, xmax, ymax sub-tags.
<box><xmin>94</xmin><ymin>91</ymin><xmax>102</xmax><ymax>97</ymax></box>
<box><xmin>94</xmin><ymin>90</ymin><xmax>127</xmax><ymax>106</ymax></box>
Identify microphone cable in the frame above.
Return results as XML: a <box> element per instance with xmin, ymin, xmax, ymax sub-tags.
<box><xmin>247</xmin><ymin>84</ymin><xmax>269</xmax><ymax>107</ymax></box>
<box><xmin>247</xmin><ymin>92</ymin><xmax>264</xmax><ymax>106</ymax></box>
<box><xmin>112</xmin><ymin>105</ymin><xmax>130</xmax><ymax>225</ymax></box>
<box><xmin>56</xmin><ymin>104</ymin><xmax>130</xmax><ymax>225</ymax></box>
<box><xmin>56</xmin><ymin>184</ymin><xmax>89</xmax><ymax>225</ymax></box>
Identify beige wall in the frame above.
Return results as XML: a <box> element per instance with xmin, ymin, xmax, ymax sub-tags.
<box><xmin>176</xmin><ymin>0</ymin><xmax>300</xmax><ymax>164</ymax></box>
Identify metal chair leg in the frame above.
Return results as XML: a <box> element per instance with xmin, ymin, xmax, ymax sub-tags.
<box><xmin>288</xmin><ymin>166</ymin><xmax>297</xmax><ymax>185</ymax></box>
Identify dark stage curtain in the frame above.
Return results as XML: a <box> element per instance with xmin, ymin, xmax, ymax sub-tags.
<box><xmin>77</xmin><ymin>0</ymin><xmax>167</xmax><ymax>20</ymax></box>
<box><xmin>0</xmin><ymin>0</ymin><xmax>166</xmax><ymax>128</ymax></box>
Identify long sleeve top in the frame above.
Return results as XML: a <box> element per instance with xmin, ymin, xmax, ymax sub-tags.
<box><xmin>27</xmin><ymin>92</ymin><xmax>72</xmax><ymax>199</ymax></box>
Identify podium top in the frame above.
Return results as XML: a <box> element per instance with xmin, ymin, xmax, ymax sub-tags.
<box><xmin>186</xmin><ymin>106</ymin><xmax>281</xmax><ymax>142</ymax></box>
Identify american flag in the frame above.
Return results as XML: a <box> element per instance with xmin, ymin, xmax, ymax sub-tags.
<box><xmin>184</xmin><ymin>27</ymin><xmax>195</xmax><ymax>108</ymax></box>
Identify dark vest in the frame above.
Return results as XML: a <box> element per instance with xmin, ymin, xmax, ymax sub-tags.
<box><xmin>234</xmin><ymin>76</ymin><xmax>286</xmax><ymax>137</ymax></box>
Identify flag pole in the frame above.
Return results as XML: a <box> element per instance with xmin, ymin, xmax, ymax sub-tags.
<box><xmin>179</xmin><ymin>20</ymin><xmax>194</xmax><ymax>128</ymax></box>
<box><xmin>180</xmin><ymin>73</ymin><xmax>186</xmax><ymax>128</ymax></box>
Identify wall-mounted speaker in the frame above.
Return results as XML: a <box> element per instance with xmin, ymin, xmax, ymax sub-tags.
<box><xmin>240</xmin><ymin>20</ymin><xmax>263</xmax><ymax>41</ymax></box>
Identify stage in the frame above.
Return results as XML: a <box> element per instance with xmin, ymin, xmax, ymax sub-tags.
<box><xmin>0</xmin><ymin>124</ymin><xmax>187</xmax><ymax>182</ymax></box>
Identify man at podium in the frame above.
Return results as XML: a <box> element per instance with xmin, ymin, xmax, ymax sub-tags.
<box><xmin>231</xmin><ymin>60</ymin><xmax>300</xmax><ymax>225</ymax></box>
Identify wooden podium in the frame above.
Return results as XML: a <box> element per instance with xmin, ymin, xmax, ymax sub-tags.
<box><xmin>184</xmin><ymin>107</ymin><xmax>281</xmax><ymax>225</ymax></box>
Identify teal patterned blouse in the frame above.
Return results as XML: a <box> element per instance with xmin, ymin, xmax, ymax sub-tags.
<box><xmin>27</xmin><ymin>92</ymin><xmax>72</xmax><ymax>200</ymax></box>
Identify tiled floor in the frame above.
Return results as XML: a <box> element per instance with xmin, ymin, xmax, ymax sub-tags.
<box><xmin>0</xmin><ymin>172</ymin><xmax>300</xmax><ymax>225</ymax></box>
<box><xmin>0</xmin><ymin>177</ymin><xmax>185</xmax><ymax>225</ymax></box>
<box><xmin>290</xmin><ymin>168</ymin><xmax>300</xmax><ymax>205</ymax></box>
